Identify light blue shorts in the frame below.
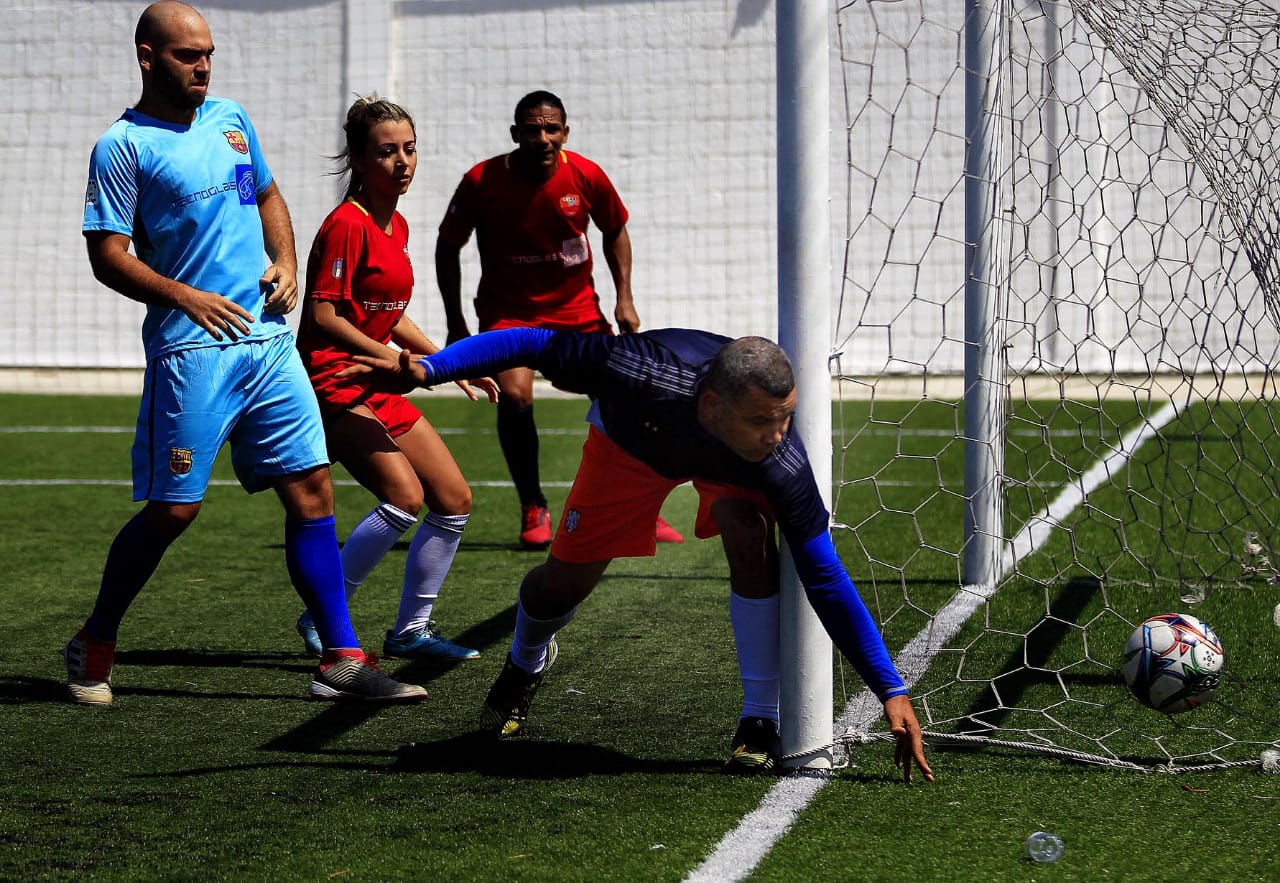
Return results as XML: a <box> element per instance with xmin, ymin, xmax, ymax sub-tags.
<box><xmin>132</xmin><ymin>333</ymin><xmax>329</xmax><ymax>503</ymax></box>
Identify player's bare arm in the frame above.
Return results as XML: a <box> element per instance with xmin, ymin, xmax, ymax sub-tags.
<box><xmin>84</xmin><ymin>230</ymin><xmax>254</xmax><ymax>341</ymax></box>
<box><xmin>257</xmin><ymin>181</ymin><xmax>299</xmax><ymax>315</ymax></box>
<box><xmin>435</xmin><ymin>236</ymin><xmax>472</xmax><ymax>344</ymax></box>
<box><xmin>312</xmin><ymin>300</ymin><xmax>401</xmax><ymax>362</ymax></box>
<box><xmin>603</xmin><ymin>225</ymin><xmax>639</xmax><ymax>333</ymax></box>
<box><xmin>883</xmin><ymin>694</ymin><xmax>934</xmax><ymax>783</ymax></box>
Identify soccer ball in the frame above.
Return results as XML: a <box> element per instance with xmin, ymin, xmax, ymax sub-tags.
<box><xmin>1121</xmin><ymin>613</ymin><xmax>1224</xmax><ymax>714</ymax></box>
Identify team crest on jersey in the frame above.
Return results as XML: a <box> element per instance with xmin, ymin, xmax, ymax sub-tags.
<box><xmin>223</xmin><ymin>130</ymin><xmax>249</xmax><ymax>154</ymax></box>
<box><xmin>169</xmin><ymin>448</ymin><xmax>193</xmax><ymax>475</ymax></box>
<box><xmin>564</xmin><ymin>508</ymin><xmax>581</xmax><ymax>533</ymax></box>
<box><xmin>331</xmin><ymin>258</ymin><xmax>345</xmax><ymax>279</ymax></box>
<box><xmin>559</xmin><ymin>194</ymin><xmax>580</xmax><ymax>216</ymax></box>
<box><xmin>85</xmin><ymin>179</ymin><xmax>98</xmax><ymax>206</ymax></box>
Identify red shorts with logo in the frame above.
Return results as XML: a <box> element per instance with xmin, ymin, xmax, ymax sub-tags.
<box><xmin>314</xmin><ymin>387</ymin><xmax>423</xmax><ymax>439</ymax></box>
<box><xmin>551</xmin><ymin>425</ymin><xmax>773</xmax><ymax>563</ymax></box>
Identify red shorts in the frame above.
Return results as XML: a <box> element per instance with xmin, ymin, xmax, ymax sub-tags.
<box><xmin>551</xmin><ymin>426</ymin><xmax>773</xmax><ymax>563</ymax></box>
<box><xmin>481</xmin><ymin>314</ymin><xmax>613</xmax><ymax>335</ymax></box>
<box><xmin>314</xmin><ymin>387</ymin><xmax>423</xmax><ymax>439</ymax></box>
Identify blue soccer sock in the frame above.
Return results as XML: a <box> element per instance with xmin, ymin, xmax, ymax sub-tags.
<box><xmin>285</xmin><ymin>515</ymin><xmax>359</xmax><ymax>650</ymax></box>
<box><xmin>730</xmin><ymin>591</ymin><xmax>781</xmax><ymax>724</ymax></box>
<box><xmin>85</xmin><ymin>510</ymin><xmax>176</xmax><ymax>642</ymax></box>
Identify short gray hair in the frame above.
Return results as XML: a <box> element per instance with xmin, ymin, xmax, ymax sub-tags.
<box><xmin>704</xmin><ymin>336</ymin><xmax>795</xmax><ymax>401</ymax></box>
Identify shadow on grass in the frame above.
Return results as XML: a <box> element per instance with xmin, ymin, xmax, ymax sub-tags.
<box><xmin>257</xmin><ymin>604</ymin><xmax>520</xmax><ymax>753</ymax></box>
<box><xmin>391</xmin><ymin>732</ymin><xmax>715</xmax><ymax>778</ymax></box>
<box><xmin>0</xmin><ymin>675</ymin><xmax>302</xmax><ymax>703</ymax></box>
<box><xmin>114</xmin><ymin>648</ymin><xmax>314</xmax><ymax>673</ymax></box>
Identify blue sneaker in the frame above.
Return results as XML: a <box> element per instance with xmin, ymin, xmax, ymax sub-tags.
<box><xmin>382</xmin><ymin>623</ymin><xmax>480</xmax><ymax>661</ymax></box>
<box><xmin>296</xmin><ymin>613</ymin><xmax>322</xmax><ymax>658</ymax></box>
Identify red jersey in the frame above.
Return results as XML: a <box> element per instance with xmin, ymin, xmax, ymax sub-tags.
<box><xmin>298</xmin><ymin>198</ymin><xmax>414</xmax><ymax>404</ymax></box>
<box><xmin>438</xmin><ymin>149</ymin><xmax>628</xmax><ymax>328</ymax></box>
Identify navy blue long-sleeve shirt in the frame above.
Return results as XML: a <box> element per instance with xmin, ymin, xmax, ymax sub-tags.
<box><xmin>418</xmin><ymin>327</ymin><xmax>907</xmax><ymax>700</ymax></box>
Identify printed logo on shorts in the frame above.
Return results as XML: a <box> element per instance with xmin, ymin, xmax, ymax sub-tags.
<box><xmin>85</xmin><ymin>178</ymin><xmax>98</xmax><ymax>207</ymax></box>
<box><xmin>331</xmin><ymin>258</ymin><xmax>345</xmax><ymax>279</ymax></box>
<box><xmin>236</xmin><ymin>164</ymin><xmax>256</xmax><ymax>205</ymax></box>
<box><xmin>564</xmin><ymin>508</ymin><xmax>581</xmax><ymax>533</ymax></box>
<box><xmin>169</xmin><ymin>448</ymin><xmax>194</xmax><ymax>475</ymax></box>
<box><xmin>223</xmin><ymin>130</ymin><xmax>249</xmax><ymax>154</ymax></box>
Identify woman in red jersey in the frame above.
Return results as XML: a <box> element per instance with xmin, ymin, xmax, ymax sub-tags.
<box><xmin>295</xmin><ymin>95</ymin><xmax>496</xmax><ymax>661</ymax></box>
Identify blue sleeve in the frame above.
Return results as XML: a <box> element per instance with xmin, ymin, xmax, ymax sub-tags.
<box><xmin>84</xmin><ymin>131</ymin><xmax>138</xmax><ymax>237</ymax></box>
<box><xmin>416</xmin><ymin>328</ymin><xmax>556</xmax><ymax>384</ymax></box>
<box><xmin>793</xmin><ymin>532</ymin><xmax>908</xmax><ymax>701</ymax></box>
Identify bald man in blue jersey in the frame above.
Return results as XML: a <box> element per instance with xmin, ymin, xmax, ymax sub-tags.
<box><xmin>64</xmin><ymin>0</ymin><xmax>425</xmax><ymax>706</ymax></box>
<box><xmin>348</xmin><ymin>328</ymin><xmax>934</xmax><ymax>780</ymax></box>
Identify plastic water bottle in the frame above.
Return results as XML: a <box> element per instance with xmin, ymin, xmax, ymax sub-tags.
<box><xmin>1025</xmin><ymin>831</ymin><xmax>1064</xmax><ymax>863</ymax></box>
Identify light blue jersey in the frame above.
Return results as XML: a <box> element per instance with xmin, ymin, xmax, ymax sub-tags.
<box><xmin>83</xmin><ymin>96</ymin><xmax>289</xmax><ymax>359</ymax></box>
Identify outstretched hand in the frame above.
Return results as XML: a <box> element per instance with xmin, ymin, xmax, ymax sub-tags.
<box><xmin>883</xmin><ymin>694</ymin><xmax>934</xmax><ymax>783</ymax></box>
<box><xmin>456</xmin><ymin>376</ymin><xmax>500</xmax><ymax>403</ymax></box>
<box><xmin>339</xmin><ymin>349</ymin><xmax>429</xmax><ymax>393</ymax></box>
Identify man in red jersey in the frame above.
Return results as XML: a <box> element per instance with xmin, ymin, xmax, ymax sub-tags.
<box><xmin>436</xmin><ymin>90</ymin><xmax>684</xmax><ymax>549</ymax></box>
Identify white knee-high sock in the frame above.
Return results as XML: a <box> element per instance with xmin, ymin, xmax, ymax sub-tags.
<box><xmin>393</xmin><ymin>511</ymin><xmax>468</xmax><ymax>636</ymax></box>
<box><xmin>730</xmin><ymin>591</ymin><xmax>781</xmax><ymax>724</ymax></box>
<box><xmin>341</xmin><ymin>503</ymin><xmax>417</xmax><ymax>598</ymax></box>
<box><xmin>511</xmin><ymin>597</ymin><xmax>576</xmax><ymax>673</ymax></box>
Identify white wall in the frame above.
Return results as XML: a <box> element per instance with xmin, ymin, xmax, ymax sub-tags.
<box><xmin>1</xmin><ymin>0</ymin><xmax>1272</xmax><ymax>377</ymax></box>
<box><xmin>0</xmin><ymin>0</ymin><xmax>789</xmax><ymax>370</ymax></box>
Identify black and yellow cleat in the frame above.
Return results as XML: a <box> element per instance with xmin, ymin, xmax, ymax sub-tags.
<box><xmin>722</xmin><ymin>716</ymin><xmax>781</xmax><ymax>774</ymax></box>
<box><xmin>479</xmin><ymin>640</ymin><xmax>558</xmax><ymax>738</ymax></box>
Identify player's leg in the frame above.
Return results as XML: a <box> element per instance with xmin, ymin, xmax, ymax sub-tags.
<box><xmin>64</xmin><ymin>501</ymin><xmax>201</xmax><ymax>706</ymax></box>
<box><xmin>372</xmin><ymin>405</ymin><xmax>478</xmax><ymax>660</ymax></box>
<box><xmin>480</xmin><ymin>555</ymin><xmax>610</xmax><ymax>738</ymax></box>
<box><xmin>495</xmin><ymin>366</ymin><xmax>551</xmax><ymax>549</ymax></box>
<box><xmin>705</xmin><ymin>491</ymin><xmax>783</xmax><ymax>773</ymax></box>
<box><xmin>65</xmin><ymin>348</ymin><xmax>225</xmax><ymax>706</ymax></box>
<box><xmin>297</xmin><ymin>403</ymin><xmax>422</xmax><ymax>655</ymax></box>
<box><xmin>481</xmin><ymin>424</ymin><xmax>677</xmax><ymax>736</ymax></box>
<box><xmin>235</xmin><ymin>336</ymin><xmax>425</xmax><ymax>702</ymax></box>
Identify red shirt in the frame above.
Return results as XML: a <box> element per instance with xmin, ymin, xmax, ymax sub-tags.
<box><xmin>298</xmin><ymin>198</ymin><xmax>414</xmax><ymax>403</ymax></box>
<box><xmin>438</xmin><ymin>150</ymin><xmax>628</xmax><ymax>328</ymax></box>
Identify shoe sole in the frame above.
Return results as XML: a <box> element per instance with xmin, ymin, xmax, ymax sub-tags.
<box><xmin>382</xmin><ymin>642</ymin><xmax>481</xmax><ymax>661</ymax></box>
<box><xmin>307</xmin><ymin>682</ymin><xmax>428</xmax><ymax>703</ymax></box>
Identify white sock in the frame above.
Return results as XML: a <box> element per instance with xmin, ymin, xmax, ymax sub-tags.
<box><xmin>393</xmin><ymin>511</ymin><xmax>468</xmax><ymax>636</ymax></box>
<box><xmin>730</xmin><ymin>591</ymin><xmax>781</xmax><ymax>724</ymax></box>
<box><xmin>511</xmin><ymin>597</ymin><xmax>576</xmax><ymax>673</ymax></box>
<box><xmin>341</xmin><ymin>503</ymin><xmax>417</xmax><ymax>599</ymax></box>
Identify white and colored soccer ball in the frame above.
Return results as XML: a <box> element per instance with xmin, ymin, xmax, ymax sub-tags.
<box><xmin>1121</xmin><ymin>613</ymin><xmax>1224</xmax><ymax>714</ymax></box>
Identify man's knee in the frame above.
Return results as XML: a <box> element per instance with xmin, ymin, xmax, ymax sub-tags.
<box><xmin>276</xmin><ymin>466</ymin><xmax>335</xmax><ymax>520</ymax></box>
<box><xmin>520</xmin><ymin>556</ymin><xmax>608</xmax><ymax>617</ymax></box>
<box><xmin>714</xmin><ymin>500</ymin><xmax>779</xmax><ymax>598</ymax></box>
<box><xmin>143</xmin><ymin>500</ymin><xmax>201</xmax><ymax>539</ymax></box>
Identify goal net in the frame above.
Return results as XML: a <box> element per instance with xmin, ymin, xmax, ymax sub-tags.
<box><xmin>833</xmin><ymin>0</ymin><xmax>1280</xmax><ymax>770</ymax></box>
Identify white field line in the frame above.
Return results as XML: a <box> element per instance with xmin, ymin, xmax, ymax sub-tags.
<box><xmin>685</xmin><ymin>399</ymin><xmax>1182</xmax><ymax>883</ymax></box>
